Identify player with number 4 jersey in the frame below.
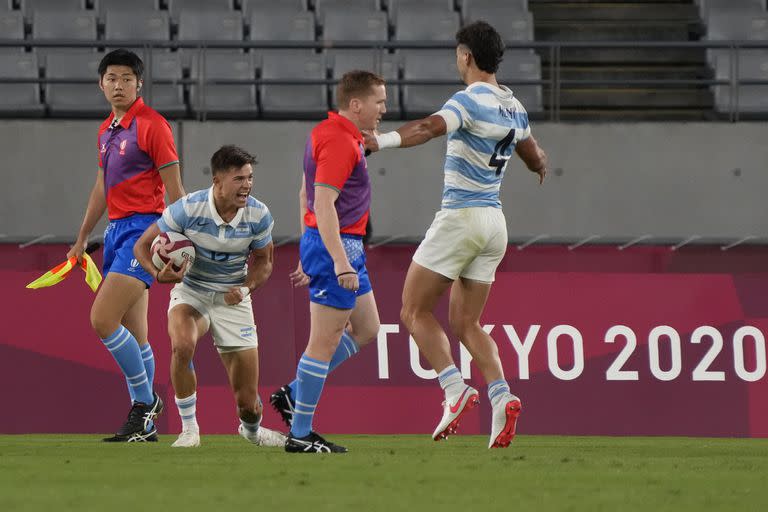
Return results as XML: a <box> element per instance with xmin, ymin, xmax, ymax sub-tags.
<box><xmin>365</xmin><ymin>21</ymin><xmax>548</xmax><ymax>449</ymax></box>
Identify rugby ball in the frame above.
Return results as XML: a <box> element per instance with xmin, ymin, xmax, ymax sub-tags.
<box><xmin>151</xmin><ymin>232</ymin><xmax>195</xmax><ymax>271</ymax></box>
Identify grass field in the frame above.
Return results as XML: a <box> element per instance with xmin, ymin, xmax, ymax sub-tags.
<box><xmin>1</xmin><ymin>435</ymin><xmax>767</xmax><ymax>512</ymax></box>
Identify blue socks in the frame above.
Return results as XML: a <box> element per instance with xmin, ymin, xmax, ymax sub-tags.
<box><xmin>287</xmin><ymin>332</ymin><xmax>359</xmax><ymax>396</ymax></box>
<box><xmin>102</xmin><ymin>326</ymin><xmax>154</xmax><ymax>405</ymax></box>
<box><xmin>488</xmin><ymin>379</ymin><xmax>511</xmax><ymax>408</ymax></box>
<box><xmin>126</xmin><ymin>342</ymin><xmax>156</xmax><ymax>403</ymax></box>
<box><xmin>290</xmin><ymin>354</ymin><xmax>330</xmax><ymax>438</ymax></box>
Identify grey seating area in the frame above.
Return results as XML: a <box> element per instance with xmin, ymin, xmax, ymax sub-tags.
<box><xmin>45</xmin><ymin>50</ymin><xmax>108</xmax><ymax>116</ymax></box>
<box><xmin>190</xmin><ymin>50</ymin><xmax>257</xmax><ymax>118</ymax></box>
<box><xmin>260</xmin><ymin>50</ymin><xmax>327</xmax><ymax>119</ymax></box>
<box><xmin>704</xmin><ymin>2</ymin><xmax>768</xmax><ymax>114</ymax></box>
<box><xmin>0</xmin><ymin>52</ymin><xmax>44</xmax><ymax>116</ymax></box>
<box><xmin>713</xmin><ymin>51</ymin><xmax>768</xmax><ymax>114</ymax></box>
<box><xmin>0</xmin><ymin>0</ymin><xmax>542</xmax><ymax>119</ymax></box>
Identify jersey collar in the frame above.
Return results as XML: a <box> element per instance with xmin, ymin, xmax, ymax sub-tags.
<box><xmin>328</xmin><ymin>111</ymin><xmax>363</xmax><ymax>143</ymax></box>
<box><xmin>207</xmin><ymin>186</ymin><xmax>244</xmax><ymax>227</ymax></box>
<box><xmin>106</xmin><ymin>97</ymin><xmax>144</xmax><ymax>130</ymax></box>
<box><xmin>466</xmin><ymin>81</ymin><xmax>513</xmax><ymax>98</ymax></box>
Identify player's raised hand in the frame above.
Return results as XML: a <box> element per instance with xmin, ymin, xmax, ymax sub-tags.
<box><xmin>362</xmin><ymin>130</ymin><xmax>380</xmax><ymax>153</ymax></box>
<box><xmin>334</xmin><ymin>261</ymin><xmax>359</xmax><ymax>292</ymax></box>
<box><xmin>157</xmin><ymin>259</ymin><xmax>187</xmax><ymax>284</ymax></box>
<box><xmin>289</xmin><ymin>260</ymin><xmax>310</xmax><ymax>288</ymax></box>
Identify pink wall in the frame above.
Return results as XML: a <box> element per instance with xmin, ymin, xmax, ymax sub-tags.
<box><xmin>2</xmin><ymin>244</ymin><xmax>768</xmax><ymax>437</ymax></box>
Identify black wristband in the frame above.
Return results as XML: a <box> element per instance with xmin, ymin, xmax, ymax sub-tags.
<box><xmin>336</xmin><ymin>271</ymin><xmax>357</xmax><ymax>278</ymax></box>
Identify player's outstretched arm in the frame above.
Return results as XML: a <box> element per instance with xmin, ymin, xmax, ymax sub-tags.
<box><xmin>67</xmin><ymin>170</ymin><xmax>107</xmax><ymax>262</ymax></box>
<box><xmin>515</xmin><ymin>135</ymin><xmax>548</xmax><ymax>185</ymax></box>
<box><xmin>365</xmin><ymin>115</ymin><xmax>448</xmax><ymax>152</ymax></box>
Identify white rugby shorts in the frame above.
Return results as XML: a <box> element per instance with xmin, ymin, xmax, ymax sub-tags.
<box><xmin>413</xmin><ymin>207</ymin><xmax>507</xmax><ymax>283</ymax></box>
<box><xmin>168</xmin><ymin>284</ymin><xmax>258</xmax><ymax>353</ymax></box>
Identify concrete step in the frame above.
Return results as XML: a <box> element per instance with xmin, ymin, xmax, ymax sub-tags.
<box><xmin>530</xmin><ymin>2</ymin><xmax>700</xmax><ymax>22</ymax></box>
<box><xmin>535</xmin><ymin>20</ymin><xmax>699</xmax><ymax>41</ymax></box>
<box><xmin>549</xmin><ymin>87</ymin><xmax>713</xmax><ymax>107</ymax></box>
<box><xmin>539</xmin><ymin>47</ymin><xmax>708</xmax><ymax>65</ymax></box>
<box><xmin>541</xmin><ymin>65</ymin><xmax>712</xmax><ymax>85</ymax></box>
<box><xmin>553</xmin><ymin>107</ymin><xmax>715</xmax><ymax>121</ymax></box>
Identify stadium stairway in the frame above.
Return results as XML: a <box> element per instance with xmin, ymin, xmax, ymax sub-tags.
<box><xmin>530</xmin><ymin>0</ymin><xmax>715</xmax><ymax>120</ymax></box>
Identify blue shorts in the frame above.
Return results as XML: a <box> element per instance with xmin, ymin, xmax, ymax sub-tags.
<box><xmin>300</xmin><ymin>228</ymin><xmax>372</xmax><ymax>310</ymax></box>
<box><xmin>103</xmin><ymin>213</ymin><xmax>160</xmax><ymax>288</ymax></box>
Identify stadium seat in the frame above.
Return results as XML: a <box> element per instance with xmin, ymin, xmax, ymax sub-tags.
<box><xmin>190</xmin><ymin>50</ymin><xmax>258</xmax><ymax>118</ymax></box>
<box><xmin>462</xmin><ymin>7</ymin><xmax>534</xmax><ymax>44</ymax></box>
<box><xmin>96</xmin><ymin>0</ymin><xmax>160</xmax><ymax>23</ymax></box>
<box><xmin>0</xmin><ymin>52</ymin><xmax>45</xmax><ymax>117</ymax></box>
<box><xmin>32</xmin><ymin>10</ymin><xmax>97</xmax><ymax>41</ymax></box>
<box><xmin>401</xmin><ymin>50</ymin><xmax>463</xmax><ymax>116</ymax></box>
<box><xmin>705</xmin><ymin>9</ymin><xmax>768</xmax><ymax>64</ymax></box>
<box><xmin>713</xmin><ymin>51</ymin><xmax>768</xmax><ymax>114</ymax></box>
<box><xmin>104</xmin><ymin>11</ymin><xmax>170</xmax><ymax>47</ymax></box>
<box><xmin>323</xmin><ymin>10</ymin><xmax>388</xmax><ymax>42</ymax></box>
<box><xmin>243</xmin><ymin>0</ymin><xmax>306</xmax><ymax>19</ymax></box>
<box><xmin>167</xmin><ymin>0</ymin><xmax>234</xmax><ymax>21</ymax></box>
<box><xmin>45</xmin><ymin>51</ymin><xmax>110</xmax><ymax>117</ymax></box>
<box><xmin>388</xmin><ymin>0</ymin><xmax>454</xmax><ymax>24</ymax></box>
<box><xmin>496</xmin><ymin>52</ymin><xmax>543</xmax><ymax>113</ymax></box>
<box><xmin>394</xmin><ymin>7</ymin><xmax>460</xmax><ymax>42</ymax></box>
<box><xmin>0</xmin><ymin>11</ymin><xmax>24</xmax><ymax>44</ymax></box>
<box><xmin>697</xmin><ymin>0</ymin><xmax>766</xmax><ymax>17</ymax></box>
<box><xmin>177</xmin><ymin>10</ymin><xmax>245</xmax><ymax>68</ymax></box>
<box><xmin>260</xmin><ymin>51</ymin><xmax>328</xmax><ymax>119</ymax></box>
<box><xmin>0</xmin><ymin>0</ymin><xmax>12</xmax><ymax>11</ymax></box>
<box><xmin>315</xmin><ymin>0</ymin><xmax>380</xmax><ymax>24</ymax></box>
<box><xmin>21</xmin><ymin>0</ymin><xmax>86</xmax><ymax>17</ymax></box>
<box><xmin>32</xmin><ymin>10</ymin><xmax>98</xmax><ymax>59</ymax></box>
<box><xmin>330</xmin><ymin>50</ymin><xmax>400</xmax><ymax>115</ymax></box>
<box><xmin>249</xmin><ymin>10</ymin><xmax>315</xmax><ymax>42</ymax></box>
<box><xmin>144</xmin><ymin>52</ymin><xmax>186</xmax><ymax>118</ymax></box>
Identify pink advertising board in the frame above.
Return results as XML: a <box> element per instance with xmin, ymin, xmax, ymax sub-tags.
<box><xmin>2</xmin><ymin>244</ymin><xmax>767</xmax><ymax>437</ymax></box>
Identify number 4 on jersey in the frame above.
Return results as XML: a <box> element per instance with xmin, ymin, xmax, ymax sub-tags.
<box><xmin>488</xmin><ymin>129</ymin><xmax>516</xmax><ymax>176</ymax></box>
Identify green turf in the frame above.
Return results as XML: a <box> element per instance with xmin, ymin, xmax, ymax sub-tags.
<box><xmin>1</xmin><ymin>435</ymin><xmax>767</xmax><ymax>512</ymax></box>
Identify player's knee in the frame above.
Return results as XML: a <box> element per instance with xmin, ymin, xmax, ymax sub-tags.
<box><xmin>449</xmin><ymin>314</ymin><xmax>478</xmax><ymax>341</ymax></box>
<box><xmin>171</xmin><ymin>341</ymin><xmax>195</xmax><ymax>365</ymax></box>
<box><xmin>400</xmin><ymin>304</ymin><xmax>416</xmax><ymax>331</ymax></box>
<box><xmin>350</xmin><ymin>320</ymin><xmax>380</xmax><ymax>346</ymax></box>
<box><xmin>90</xmin><ymin>309</ymin><xmax>118</xmax><ymax>339</ymax></box>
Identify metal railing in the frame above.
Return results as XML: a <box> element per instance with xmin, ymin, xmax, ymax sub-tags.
<box><xmin>1</xmin><ymin>39</ymin><xmax>768</xmax><ymax>121</ymax></box>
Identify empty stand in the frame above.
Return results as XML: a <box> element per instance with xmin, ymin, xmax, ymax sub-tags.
<box><xmin>394</xmin><ymin>6</ymin><xmax>459</xmax><ymax>41</ymax></box>
<box><xmin>249</xmin><ymin>10</ymin><xmax>315</xmax><ymax>42</ymax></box>
<box><xmin>45</xmin><ymin>51</ymin><xmax>109</xmax><ymax>117</ymax></box>
<box><xmin>260</xmin><ymin>50</ymin><xmax>327</xmax><ymax>118</ymax></box>
<box><xmin>190</xmin><ymin>50</ymin><xmax>258</xmax><ymax>118</ymax></box>
<box><xmin>323</xmin><ymin>10</ymin><xmax>387</xmax><ymax>42</ymax></box>
<box><xmin>401</xmin><ymin>50</ymin><xmax>462</xmax><ymax>116</ymax></box>
<box><xmin>0</xmin><ymin>52</ymin><xmax>44</xmax><ymax>117</ymax></box>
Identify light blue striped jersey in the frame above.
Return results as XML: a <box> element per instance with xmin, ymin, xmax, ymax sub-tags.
<box><xmin>437</xmin><ymin>82</ymin><xmax>531</xmax><ymax>209</ymax></box>
<box><xmin>157</xmin><ymin>187</ymin><xmax>274</xmax><ymax>292</ymax></box>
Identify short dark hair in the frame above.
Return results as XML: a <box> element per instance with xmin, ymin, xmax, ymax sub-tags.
<box><xmin>456</xmin><ymin>21</ymin><xmax>504</xmax><ymax>74</ymax></box>
<box><xmin>210</xmin><ymin>145</ymin><xmax>257</xmax><ymax>175</ymax></box>
<box><xmin>98</xmin><ymin>49</ymin><xmax>144</xmax><ymax>80</ymax></box>
<box><xmin>336</xmin><ymin>70</ymin><xmax>386</xmax><ymax>109</ymax></box>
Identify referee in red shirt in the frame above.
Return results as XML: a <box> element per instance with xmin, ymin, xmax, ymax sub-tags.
<box><xmin>271</xmin><ymin>71</ymin><xmax>387</xmax><ymax>453</ymax></box>
<box><xmin>67</xmin><ymin>49</ymin><xmax>185</xmax><ymax>442</ymax></box>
